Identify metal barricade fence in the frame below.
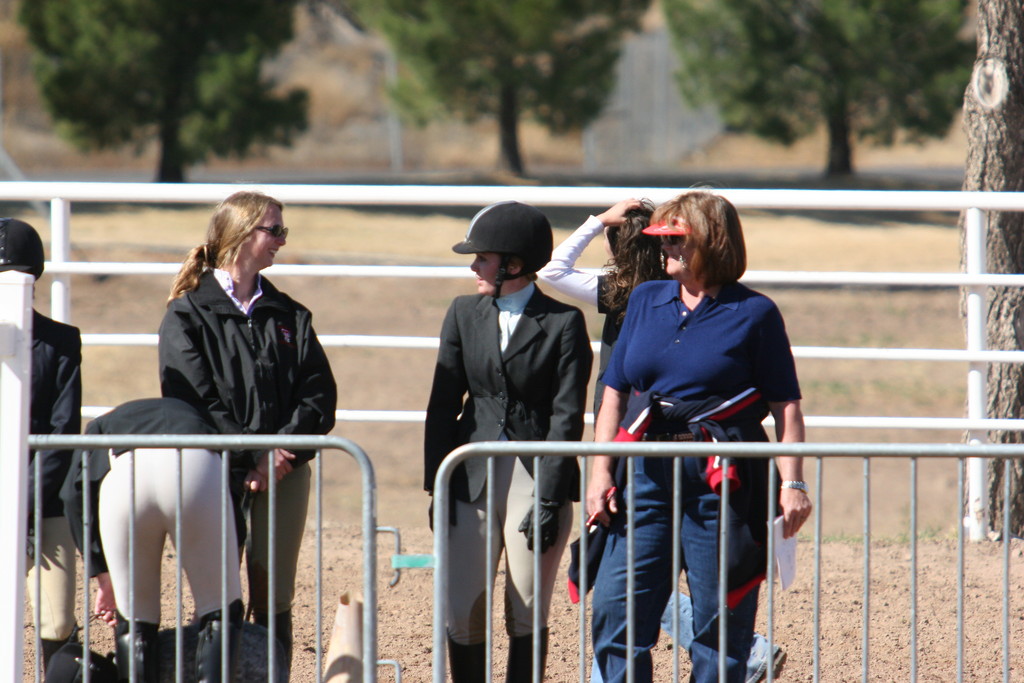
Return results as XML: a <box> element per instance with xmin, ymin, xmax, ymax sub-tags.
<box><xmin>25</xmin><ymin>434</ymin><xmax>378</xmax><ymax>683</ymax></box>
<box><xmin>431</xmin><ymin>440</ymin><xmax>1024</xmax><ymax>683</ymax></box>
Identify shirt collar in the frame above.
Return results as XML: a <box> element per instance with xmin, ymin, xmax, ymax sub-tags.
<box><xmin>650</xmin><ymin>281</ymin><xmax>679</xmax><ymax>308</ymax></box>
<box><xmin>213</xmin><ymin>268</ymin><xmax>264</xmax><ymax>315</ymax></box>
<box><xmin>713</xmin><ymin>282</ymin><xmax>742</xmax><ymax>310</ymax></box>
<box><xmin>495</xmin><ymin>282</ymin><xmax>535</xmax><ymax>313</ymax></box>
<box><xmin>650</xmin><ymin>280</ymin><xmax>741</xmax><ymax>310</ymax></box>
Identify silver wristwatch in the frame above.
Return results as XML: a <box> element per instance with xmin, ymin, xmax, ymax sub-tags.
<box><xmin>781</xmin><ymin>480</ymin><xmax>808</xmax><ymax>493</ymax></box>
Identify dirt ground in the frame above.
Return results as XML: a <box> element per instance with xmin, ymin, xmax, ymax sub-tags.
<box><xmin>21</xmin><ymin>202</ymin><xmax>1024</xmax><ymax>681</ymax></box>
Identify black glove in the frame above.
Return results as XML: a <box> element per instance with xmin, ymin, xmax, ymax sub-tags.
<box><xmin>518</xmin><ymin>499</ymin><xmax>562</xmax><ymax>553</ymax></box>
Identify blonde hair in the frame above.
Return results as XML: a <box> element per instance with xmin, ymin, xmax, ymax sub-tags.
<box><xmin>650</xmin><ymin>191</ymin><xmax>746</xmax><ymax>287</ymax></box>
<box><xmin>167</xmin><ymin>191</ymin><xmax>283</xmax><ymax>302</ymax></box>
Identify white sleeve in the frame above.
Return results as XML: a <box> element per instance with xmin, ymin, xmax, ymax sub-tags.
<box><xmin>536</xmin><ymin>215</ymin><xmax>603</xmax><ymax>306</ymax></box>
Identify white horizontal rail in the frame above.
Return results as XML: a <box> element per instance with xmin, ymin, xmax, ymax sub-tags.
<box><xmin>45</xmin><ymin>262</ymin><xmax>476</xmax><ymax>278</ymax></box>
<box><xmin>42</xmin><ymin>261</ymin><xmax>1024</xmax><ymax>288</ymax></box>
<box><xmin>794</xmin><ymin>347</ymin><xmax>1024</xmax><ymax>363</ymax></box>
<box><xmin>354</xmin><ymin>413</ymin><xmax>1024</xmax><ymax>431</ymax></box>
<box><xmin>4</xmin><ymin>182</ymin><xmax>1024</xmax><ymax>212</ymax></box>
<box><xmin>75</xmin><ymin>405</ymin><xmax>1024</xmax><ymax>433</ymax></box>
<box><xmin>79</xmin><ymin>333</ymin><xmax>1024</xmax><ymax>365</ymax></box>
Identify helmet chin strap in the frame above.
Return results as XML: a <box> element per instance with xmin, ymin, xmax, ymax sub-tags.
<box><xmin>492</xmin><ymin>254</ymin><xmax>524</xmax><ymax>298</ymax></box>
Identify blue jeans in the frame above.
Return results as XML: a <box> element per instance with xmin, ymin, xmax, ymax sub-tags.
<box><xmin>591</xmin><ymin>456</ymin><xmax>760</xmax><ymax>683</ymax></box>
<box><xmin>590</xmin><ymin>593</ymin><xmax>776</xmax><ymax>683</ymax></box>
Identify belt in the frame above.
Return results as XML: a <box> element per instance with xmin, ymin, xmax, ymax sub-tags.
<box><xmin>642</xmin><ymin>432</ymin><xmax>695</xmax><ymax>442</ymax></box>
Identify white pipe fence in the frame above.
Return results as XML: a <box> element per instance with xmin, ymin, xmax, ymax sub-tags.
<box><xmin>3</xmin><ymin>181</ymin><xmax>1022</xmax><ymax>542</ymax></box>
<box><xmin>0</xmin><ymin>271</ymin><xmax>32</xmax><ymax>683</ymax></box>
<box><xmin>433</xmin><ymin>440</ymin><xmax>1024</xmax><ymax>683</ymax></box>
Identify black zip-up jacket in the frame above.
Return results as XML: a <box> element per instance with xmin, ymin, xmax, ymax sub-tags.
<box><xmin>158</xmin><ymin>272</ymin><xmax>337</xmax><ymax>467</ymax></box>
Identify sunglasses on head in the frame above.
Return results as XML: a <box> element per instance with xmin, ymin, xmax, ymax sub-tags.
<box><xmin>256</xmin><ymin>224</ymin><xmax>289</xmax><ymax>239</ymax></box>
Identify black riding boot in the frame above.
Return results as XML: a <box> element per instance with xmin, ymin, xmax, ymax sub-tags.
<box><xmin>195</xmin><ymin>599</ymin><xmax>244</xmax><ymax>683</ymax></box>
<box><xmin>506</xmin><ymin>629</ymin><xmax>548</xmax><ymax>683</ymax></box>
<box><xmin>447</xmin><ymin>636</ymin><xmax>486</xmax><ymax>683</ymax></box>
<box><xmin>40</xmin><ymin>638</ymin><xmax>66</xmax><ymax>672</ymax></box>
<box><xmin>114</xmin><ymin>614</ymin><xmax>160</xmax><ymax>683</ymax></box>
<box><xmin>274</xmin><ymin>610</ymin><xmax>293</xmax><ymax>673</ymax></box>
<box><xmin>254</xmin><ymin>609</ymin><xmax>293</xmax><ymax>675</ymax></box>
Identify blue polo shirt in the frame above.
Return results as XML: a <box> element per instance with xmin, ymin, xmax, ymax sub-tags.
<box><xmin>602</xmin><ymin>280</ymin><xmax>801</xmax><ymax>403</ymax></box>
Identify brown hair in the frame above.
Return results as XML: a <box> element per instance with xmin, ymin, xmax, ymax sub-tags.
<box><xmin>600</xmin><ymin>199</ymin><xmax>667</xmax><ymax>323</ymax></box>
<box><xmin>167</xmin><ymin>191</ymin><xmax>283</xmax><ymax>302</ymax></box>
<box><xmin>650</xmin><ymin>191</ymin><xmax>746</xmax><ymax>287</ymax></box>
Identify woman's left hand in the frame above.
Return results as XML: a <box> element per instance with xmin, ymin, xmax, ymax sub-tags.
<box><xmin>779</xmin><ymin>487</ymin><xmax>812</xmax><ymax>538</ymax></box>
<box><xmin>245</xmin><ymin>448</ymin><xmax>296</xmax><ymax>491</ymax></box>
<box><xmin>769</xmin><ymin>400</ymin><xmax>810</xmax><ymax>539</ymax></box>
<box><xmin>256</xmin><ymin>448</ymin><xmax>295</xmax><ymax>482</ymax></box>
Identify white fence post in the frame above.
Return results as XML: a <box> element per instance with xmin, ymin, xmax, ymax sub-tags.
<box><xmin>964</xmin><ymin>207</ymin><xmax>989</xmax><ymax>540</ymax></box>
<box><xmin>0</xmin><ymin>270</ymin><xmax>32</xmax><ymax>682</ymax></box>
<box><xmin>49</xmin><ymin>197</ymin><xmax>71</xmax><ymax>323</ymax></box>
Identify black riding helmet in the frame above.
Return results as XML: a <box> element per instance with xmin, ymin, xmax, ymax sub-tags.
<box><xmin>452</xmin><ymin>201</ymin><xmax>553</xmax><ymax>275</ymax></box>
<box><xmin>0</xmin><ymin>218</ymin><xmax>44</xmax><ymax>280</ymax></box>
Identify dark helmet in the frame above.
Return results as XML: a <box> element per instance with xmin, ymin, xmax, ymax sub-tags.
<box><xmin>452</xmin><ymin>201</ymin><xmax>553</xmax><ymax>275</ymax></box>
<box><xmin>0</xmin><ymin>218</ymin><xmax>44</xmax><ymax>280</ymax></box>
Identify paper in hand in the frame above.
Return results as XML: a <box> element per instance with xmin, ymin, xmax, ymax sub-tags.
<box><xmin>773</xmin><ymin>515</ymin><xmax>798</xmax><ymax>590</ymax></box>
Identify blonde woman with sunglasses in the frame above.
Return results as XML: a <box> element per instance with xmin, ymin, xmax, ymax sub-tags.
<box><xmin>159</xmin><ymin>191</ymin><xmax>337</xmax><ymax>674</ymax></box>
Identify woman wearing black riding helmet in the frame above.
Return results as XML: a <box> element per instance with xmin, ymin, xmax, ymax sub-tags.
<box><xmin>425</xmin><ymin>201</ymin><xmax>593</xmax><ymax>682</ymax></box>
<box><xmin>0</xmin><ymin>218</ymin><xmax>82</xmax><ymax>674</ymax></box>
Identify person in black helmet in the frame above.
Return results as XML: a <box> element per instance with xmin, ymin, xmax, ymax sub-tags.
<box><xmin>424</xmin><ymin>201</ymin><xmax>593</xmax><ymax>682</ymax></box>
<box><xmin>0</xmin><ymin>218</ymin><xmax>82</xmax><ymax>672</ymax></box>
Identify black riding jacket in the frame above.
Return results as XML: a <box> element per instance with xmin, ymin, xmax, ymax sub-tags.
<box><xmin>30</xmin><ymin>311</ymin><xmax>82</xmax><ymax>521</ymax></box>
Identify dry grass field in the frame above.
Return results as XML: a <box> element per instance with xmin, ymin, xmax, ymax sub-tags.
<box><xmin>18</xmin><ymin>195</ymin><xmax>1022</xmax><ymax>681</ymax></box>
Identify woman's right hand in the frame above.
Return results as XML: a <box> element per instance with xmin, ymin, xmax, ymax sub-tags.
<box><xmin>589</xmin><ymin>389</ymin><xmax>628</xmax><ymax>527</ymax></box>
<box><xmin>93</xmin><ymin>572</ymin><xmax>118</xmax><ymax>627</ymax></box>
<box><xmin>585</xmin><ymin>456</ymin><xmax>618</xmax><ymax>527</ymax></box>
<box><xmin>245</xmin><ymin>467</ymin><xmax>268</xmax><ymax>492</ymax></box>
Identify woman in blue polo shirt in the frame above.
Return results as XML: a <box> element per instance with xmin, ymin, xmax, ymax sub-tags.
<box><xmin>585</xmin><ymin>191</ymin><xmax>812</xmax><ymax>683</ymax></box>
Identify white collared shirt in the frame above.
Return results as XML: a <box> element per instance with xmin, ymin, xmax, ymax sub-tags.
<box><xmin>213</xmin><ymin>269</ymin><xmax>264</xmax><ymax>316</ymax></box>
<box><xmin>495</xmin><ymin>282</ymin><xmax>535</xmax><ymax>352</ymax></box>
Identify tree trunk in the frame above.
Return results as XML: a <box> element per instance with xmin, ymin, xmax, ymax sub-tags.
<box><xmin>825</xmin><ymin>93</ymin><xmax>853</xmax><ymax>177</ymax></box>
<box><xmin>157</xmin><ymin>117</ymin><xmax>186</xmax><ymax>183</ymax></box>
<box><xmin>961</xmin><ymin>0</ymin><xmax>1024</xmax><ymax>535</ymax></box>
<box><xmin>498</xmin><ymin>82</ymin><xmax>524</xmax><ymax>176</ymax></box>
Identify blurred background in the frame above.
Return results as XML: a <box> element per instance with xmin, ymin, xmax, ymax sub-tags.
<box><xmin>0</xmin><ymin>0</ymin><xmax>971</xmax><ymax>186</ymax></box>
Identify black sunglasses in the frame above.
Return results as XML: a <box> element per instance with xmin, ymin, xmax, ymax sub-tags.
<box><xmin>256</xmin><ymin>224</ymin><xmax>289</xmax><ymax>239</ymax></box>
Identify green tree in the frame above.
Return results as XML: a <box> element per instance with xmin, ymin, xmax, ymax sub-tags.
<box><xmin>20</xmin><ymin>0</ymin><xmax>308</xmax><ymax>182</ymax></box>
<box><xmin>662</xmin><ymin>0</ymin><xmax>974</xmax><ymax>176</ymax></box>
<box><xmin>348</xmin><ymin>0</ymin><xmax>651</xmax><ymax>175</ymax></box>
